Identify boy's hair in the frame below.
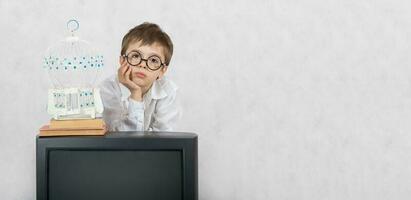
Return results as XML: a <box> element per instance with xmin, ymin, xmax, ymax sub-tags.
<box><xmin>121</xmin><ymin>22</ymin><xmax>173</xmax><ymax>66</ymax></box>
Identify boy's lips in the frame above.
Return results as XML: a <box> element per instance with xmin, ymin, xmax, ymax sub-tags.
<box><xmin>133</xmin><ymin>72</ymin><xmax>146</xmax><ymax>78</ymax></box>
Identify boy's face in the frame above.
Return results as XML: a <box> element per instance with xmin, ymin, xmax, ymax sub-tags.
<box><xmin>123</xmin><ymin>40</ymin><xmax>168</xmax><ymax>89</ymax></box>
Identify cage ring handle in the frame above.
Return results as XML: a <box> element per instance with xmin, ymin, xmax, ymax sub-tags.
<box><xmin>67</xmin><ymin>19</ymin><xmax>79</xmax><ymax>32</ymax></box>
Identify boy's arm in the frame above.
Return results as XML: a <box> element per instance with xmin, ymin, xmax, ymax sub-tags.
<box><xmin>105</xmin><ymin>97</ymin><xmax>144</xmax><ymax>132</ymax></box>
<box><xmin>100</xmin><ymin>79</ymin><xmax>145</xmax><ymax>132</ymax></box>
<box><xmin>121</xmin><ymin>97</ymin><xmax>145</xmax><ymax>131</ymax></box>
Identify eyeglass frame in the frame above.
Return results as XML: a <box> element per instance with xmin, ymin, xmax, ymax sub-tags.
<box><xmin>122</xmin><ymin>50</ymin><xmax>166</xmax><ymax>71</ymax></box>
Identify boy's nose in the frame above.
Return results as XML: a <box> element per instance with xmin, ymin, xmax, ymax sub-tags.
<box><xmin>136</xmin><ymin>60</ymin><xmax>148</xmax><ymax>69</ymax></box>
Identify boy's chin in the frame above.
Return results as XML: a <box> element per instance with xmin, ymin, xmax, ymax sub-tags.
<box><xmin>131</xmin><ymin>78</ymin><xmax>144</xmax><ymax>86</ymax></box>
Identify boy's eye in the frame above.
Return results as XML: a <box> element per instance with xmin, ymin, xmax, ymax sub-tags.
<box><xmin>150</xmin><ymin>58</ymin><xmax>159</xmax><ymax>63</ymax></box>
<box><xmin>131</xmin><ymin>54</ymin><xmax>140</xmax><ymax>58</ymax></box>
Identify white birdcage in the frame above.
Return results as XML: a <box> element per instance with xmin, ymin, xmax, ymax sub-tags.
<box><xmin>43</xmin><ymin>19</ymin><xmax>104</xmax><ymax>120</ymax></box>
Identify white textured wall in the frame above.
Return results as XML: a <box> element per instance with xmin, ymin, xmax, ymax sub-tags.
<box><xmin>1</xmin><ymin>0</ymin><xmax>411</xmax><ymax>199</ymax></box>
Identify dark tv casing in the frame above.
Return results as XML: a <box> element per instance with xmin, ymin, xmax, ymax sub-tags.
<box><xmin>36</xmin><ymin>131</ymin><xmax>198</xmax><ymax>200</ymax></box>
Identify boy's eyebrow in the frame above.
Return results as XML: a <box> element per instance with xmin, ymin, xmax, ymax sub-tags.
<box><xmin>129</xmin><ymin>49</ymin><xmax>164</xmax><ymax>60</ymax></box>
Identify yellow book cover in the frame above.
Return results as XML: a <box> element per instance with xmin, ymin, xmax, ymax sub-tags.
<box><xmin>49</xmin><ymin>118</ymin><xmax>105</xmax><ymax>129</ymax></box>
<box><xmin>39</xmin><ymin>125</ymin><xmax>107</xmax><ymax>137</ymax></box>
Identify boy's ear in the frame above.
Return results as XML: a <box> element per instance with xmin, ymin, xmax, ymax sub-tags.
<box><xmin>119</xmin><ymin>55</ymin><xmax>124</xmax><ymax>65</ymax></box>
<box><xmin>158</xmin><ymin>65</ymin><xmax>168</xmax><ymax>80</ymax></box>
<box><xmin>161</xmin><ymin>65</ymin><xmax>168</xmax><ymax>74</ymax></box>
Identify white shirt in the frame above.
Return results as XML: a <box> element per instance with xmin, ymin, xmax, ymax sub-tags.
<box><xmin>98</xmin><ymin>74</ymin><xmax>181</xmax><ymax>132</ymax></box>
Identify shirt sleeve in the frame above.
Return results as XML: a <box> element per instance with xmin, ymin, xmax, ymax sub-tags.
<box><xmin>149</xmin><ymin>90</ymin><xmax>182</xmax><ymax>132</ymax></box>
<box><xmin>99</xmin><ymin>77</ymin><xmax>145</xmax><ymax>132</ymax></box>
<box><xmin>121</xmin><ymin>97</ymin><xmax>145</xmax><ymax>131</ymax></box>
<box><xmin>106</xmin><ymin>97</ymin><xmax>144</xmax><ymax>132</ymax></box>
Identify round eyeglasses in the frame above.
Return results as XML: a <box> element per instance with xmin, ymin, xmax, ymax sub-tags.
<box><xmin>122</xmin><ymin>50</ymin><xmax>165</xmax><ymax>71</ymax></box>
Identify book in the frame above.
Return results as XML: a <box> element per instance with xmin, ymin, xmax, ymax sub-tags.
<box><xmin>39</xmin><ymin>125</ymin><xmax>107</xmax><ymax>137</ymax></box>
<box><xmin>49</xmin><ymin>118</ymin><xmax>105</xmax><ymax>129</ymax></box>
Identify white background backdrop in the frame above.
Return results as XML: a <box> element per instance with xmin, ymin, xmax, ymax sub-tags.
<box><xmin>1</xmin><ymin>0</ymin><xmax>411</xmax><ymax>199</ymax></box>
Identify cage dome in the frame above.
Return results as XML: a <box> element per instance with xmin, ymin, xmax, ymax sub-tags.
<box><xmin>43</xmin><ymin>19</ymin><xmax>104</xmax><ymax>88</ymax></box>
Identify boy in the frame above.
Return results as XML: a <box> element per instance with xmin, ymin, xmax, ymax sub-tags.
<box><xmin>99</xmin><ymin>22</ymin><xmax>181</xmax><ymax>131</ymax></box>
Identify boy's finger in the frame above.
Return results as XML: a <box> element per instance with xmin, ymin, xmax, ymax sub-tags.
<box><xmin>122</xmin><ymin>60</ymin><xmax>129</xmax><ymax>69</ymax></box>
<box><xmin>118</xmin><ymin>67</ymin><xmax>129</xmax><ymax>84</ymax></box>
<box><xmin>125</xmin><ymin>66</ymin><xmax>131</xmax><ymax>79</ymax></box>
<box><xmin>119</xmin><ymin>66</ymin><xmax>129</xmax><ymax>81</ymax></box>
<box><xmin>117</xmin><ymin>68</ymin><xmax>124</xmax><ymax>79</ymax></box>
<box><xmin>125</xmin><ymin>67</ymin><xmax>134</xmax><ymax>85</ymax></box>
<box><xmin>118</xmin><ymin>64</ymin><xmax>128</xmax><ymax>76</ymax></box>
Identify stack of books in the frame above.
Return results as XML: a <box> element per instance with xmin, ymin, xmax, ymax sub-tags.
<box><xmin>39</xmin><ymin>118</ymin><xmax>107</xmax><ymax>137</ymax></box>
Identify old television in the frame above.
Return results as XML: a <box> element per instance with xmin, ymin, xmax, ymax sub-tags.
<box><xmin>36</xmin><ymin>132</ymin><xmax>198</xmax><ymax>200</ymax></box>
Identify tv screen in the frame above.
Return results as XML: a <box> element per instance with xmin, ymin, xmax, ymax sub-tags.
<box><xmin>48</xmin><ymin>150</ymin><xmax>182</xmax><ymax>200</ymax></box>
